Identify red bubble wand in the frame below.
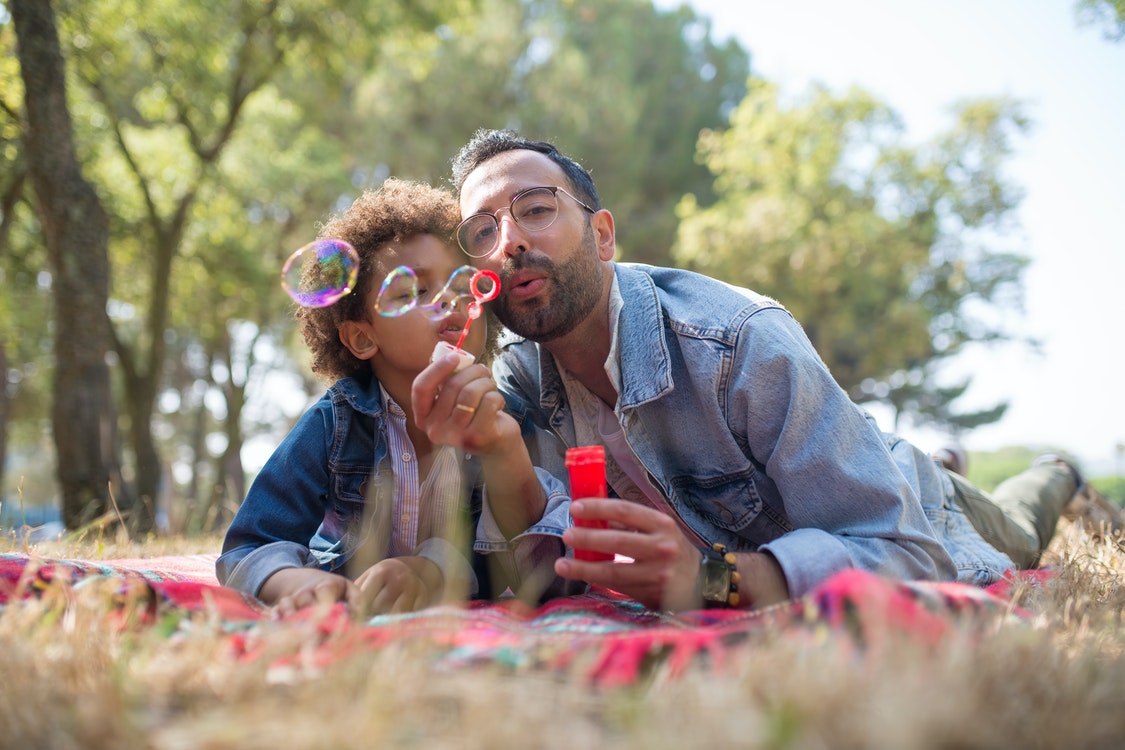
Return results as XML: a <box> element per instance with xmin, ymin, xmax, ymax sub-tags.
<box><xmin>454</xmin><ymin>269</ymin><xmax>500</xmax><ymax>350</ymax></box>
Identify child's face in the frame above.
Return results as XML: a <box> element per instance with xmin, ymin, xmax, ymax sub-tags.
<box><xmin>362</xmin><ymin>234</ymin><xmax>488</xmax><ymax>376</ymax></box>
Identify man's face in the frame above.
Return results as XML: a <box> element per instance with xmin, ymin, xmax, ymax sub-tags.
<box><xmin>458</xmin><ymin>149</ymin><xmax>609</xmax><ymax>342</ymax></box>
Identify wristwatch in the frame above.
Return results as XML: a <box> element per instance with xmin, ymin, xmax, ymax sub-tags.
<box><xmin>698</xmin><ymin>543</ymin><xmax>741</xmax><ymax>607</ymax></box>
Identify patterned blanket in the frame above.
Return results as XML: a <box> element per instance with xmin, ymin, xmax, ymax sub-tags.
<box><xmin>0</xmin><ymin>552</ymin><xmax>1045</xmax><ymax>686</ymax></box>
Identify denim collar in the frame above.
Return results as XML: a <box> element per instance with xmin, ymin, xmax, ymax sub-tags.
<box><xmin>532</xmin><ymin>262</ymin><xmax>674</xmax><ymax>414</ymax></box>
<box><xmin>331</xmin><ymin>373</ymin><xmax>386</xmax><ymax>419</ymax></box>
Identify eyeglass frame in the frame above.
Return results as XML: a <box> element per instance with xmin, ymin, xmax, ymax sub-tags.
<box><xmin>456</xmin><ymin>185</ymin><xmax>597</xmax><ymax>258</ymax></box>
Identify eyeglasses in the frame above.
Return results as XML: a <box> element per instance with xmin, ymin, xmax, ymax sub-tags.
<box><xmin>456</xmin><ymin>185</ymin><xmax>596</xmax><ymax>258</ymax></box>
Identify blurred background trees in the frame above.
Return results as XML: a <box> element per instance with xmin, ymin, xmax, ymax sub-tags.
<box><xmin>1</xmin><ymin>0</ymin><xmax>1045</xmax><ymax>532</ymax></box>
<box><xmin>674</xmin><ymin>81</ymin><xmax>1030</xmax><ymax>432</ymax></box>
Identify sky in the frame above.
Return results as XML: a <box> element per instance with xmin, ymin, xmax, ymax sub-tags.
<box><xmin>659</xmin><ymin>0</ymin><xmax>1125</xmax><ymax>476</ymax></box>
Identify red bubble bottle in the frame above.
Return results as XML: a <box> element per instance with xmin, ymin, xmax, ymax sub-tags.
<box><xmin>565</xmin><ymin>446</ymin><xmax>614</xmax><ymax>562</ymax></box>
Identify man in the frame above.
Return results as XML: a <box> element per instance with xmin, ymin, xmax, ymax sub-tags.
<box><xmin>421</xmin><ymin>128</ymin><xmax>1082</xmax><ymax>612</ymax></box>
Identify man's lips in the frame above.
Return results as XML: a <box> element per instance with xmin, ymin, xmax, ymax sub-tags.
<box><xmin>506</xmin><ymin>270</ymin><xmax>547</xmax><ymax>300</ymax></box>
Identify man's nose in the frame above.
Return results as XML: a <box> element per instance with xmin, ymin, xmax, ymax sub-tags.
<box><xmin>494</xmin><ymin>213</ymin><xmax>527</xmax><ymax>258</ymax></box>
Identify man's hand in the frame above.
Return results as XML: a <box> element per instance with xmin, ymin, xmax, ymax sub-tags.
<box><xmin>555</xmin><ymin>498</ymin><xmax>791</xmax><ymax>611</ymax></box>
<box><xmin>411</xmin><ymin>355</ymin><xmax>517</xmax><ymax>457</ymax></box>
<box><xmin>554</xmin><ymin>498</ymin><xmax>703</xmax><ymax>611</ymax></box>
<box><xmin>412</xmin><ymin>354</ymin><xmax>549</xmax><ymax>540</ymax></box>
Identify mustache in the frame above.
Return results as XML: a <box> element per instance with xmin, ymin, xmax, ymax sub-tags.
<box><xmin>499</xmin><ymin>253</ymin><xmax>555</xmax><ymax>286</ymax></box>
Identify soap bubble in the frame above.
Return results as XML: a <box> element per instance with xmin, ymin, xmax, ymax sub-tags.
<box><xmin>373</xmin><ymin>266</ymin><xmax>421</xmax><ymax>318</ymax></box>
<box><xmin>280</xmin><ymin>239</ymin><xmax>359</xmax><ymax>308</ymax></box>
<box><xmin>374</xmin><ymin>265</ymin><xmax>497</xmax><ymax>321</ymax></box>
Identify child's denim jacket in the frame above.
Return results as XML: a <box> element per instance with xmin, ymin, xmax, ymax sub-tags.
<box><xmin>216</xmin><ymin>373</ymin><xmax>569</xmax><ymax>599</ymax></box>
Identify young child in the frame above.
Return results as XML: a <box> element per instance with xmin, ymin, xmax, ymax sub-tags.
<box><xmin>216</xmin><ymin>179</ymin><xmax>568</xmax><ymax>615</ymax></box>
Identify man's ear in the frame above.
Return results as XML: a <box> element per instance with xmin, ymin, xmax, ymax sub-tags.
<box><xmin>592</xmin><ymin>208</ymin><xmax>616</xmax><ymax>261</ymax></box>
<box><xmin>339</xmin><ymin>320</ymin><xmax>379</xmax><ymax>361</ymax></box>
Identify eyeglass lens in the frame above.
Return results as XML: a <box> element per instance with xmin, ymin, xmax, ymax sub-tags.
<box><xmin>457</xmin><ymin>187</ymin><xmax>560</xmax><ymax>258</ymax></box>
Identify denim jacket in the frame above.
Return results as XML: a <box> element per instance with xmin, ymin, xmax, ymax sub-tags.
<box><xmin>492</xmin><ymin>263</ymin><xmax>1009</xmax><ymax>599</ymax></box>
<box><xmin>216</xmin><ymin>373</ymin><xmax>570</xmax><ymax>599</ymax></box>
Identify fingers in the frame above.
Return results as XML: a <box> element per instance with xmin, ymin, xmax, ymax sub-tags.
<box><xmin>368</xmin><ymin>581</ymin><xmax>428</xmax><ymax>614</ymax></box>
<box><xmin>412</xmin><ymin>359</ymin><xmax>494</xmax><ymax>422</ymax></box>
<box><xmin>563</xmin><ymin>523</ymin><xmax>679</xmax><ymax>565</ymax></box>
<box><xmin>563</xmin><ymin>499</ymin><xmax>660</xmax><ymax>560</ymax></box>
<box><xmin>274</xmin><ymin>576</ymin><xmax>355</xmax><ymax>617</ymax></box>
<box><xmin>569</xmin><ymin>498</ymin><xmax>680</xmax><ymax>534</ymax></box>
<box><xmin>355</xmin><ymin>560</ymin><xmax>430</xmax><ymax>616</ymax></box>
<box><xmin>411</xmin><ymin>354</ymin><xmax>464</xmax><ymax>422</ymax></box>
<box><xmin>559</xmin><ymin>499</ymin><xmax>704</xmax><ymax>611</ymax></box>
<box><xmin>413</xmin><ymin>361</ymin><xmax>510</xmax><ymax>452</ymax></box>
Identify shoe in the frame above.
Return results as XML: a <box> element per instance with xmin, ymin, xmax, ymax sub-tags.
<box><xmin>1032</xmin><ymin>453</ymin><xmax>1085</xmax><ymax>494</ymax></box>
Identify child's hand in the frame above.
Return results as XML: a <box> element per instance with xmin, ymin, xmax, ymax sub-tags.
<box><xmin>353</xmin><ymin>556</ymin><xmax>441</xmax><ymax>616</ymax></box>
<box><xmin>411</xmin><ymin>355</ymin><xmax>520</xmax><ymax>457</ymax></box>
<box><xmin>261</xmin><ymin>567</ymin><xmax>360</xmax><ymax>616</ymax></box>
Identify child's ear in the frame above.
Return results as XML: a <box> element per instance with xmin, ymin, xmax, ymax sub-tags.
<box><xmin>339</xmin><ymin>320</ymin><xmax>379</xmax><ymax>360</ymax></box>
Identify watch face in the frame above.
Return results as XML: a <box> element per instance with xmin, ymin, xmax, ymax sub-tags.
<box><xmin>700</xmin><ymin>553</ymin><xmax>732</xmax><ymax>602</ymax></box>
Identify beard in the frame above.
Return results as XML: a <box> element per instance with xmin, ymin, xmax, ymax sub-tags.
<box><xmin>492</xmin><ymin>223</ymin><xmax>604</xmax><ymax>343</ymax></box>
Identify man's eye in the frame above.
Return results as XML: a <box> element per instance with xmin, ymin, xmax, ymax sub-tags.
<box><xmin>517</xmin><ymin>202</ymin><xmax>553</xmax><ymax>220</ymax></box>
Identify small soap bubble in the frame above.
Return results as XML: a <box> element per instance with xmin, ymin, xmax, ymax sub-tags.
<box><xmin>280</xmin><ymin>239</ymin><xmax>359</xmax><ymax>308</ymax></box>
<box><xmin>417</xmin><ymin>265</ymin><xmax>478</xmax><ymax>320</ymax></box>
<box><xmin>374</xmin><ymin>265</ymin><xmax>485</xmax><ymax>321</ymax></box>
<box><xmin>373</xmin><ymin>266</ymin><xmax>420</xmax><ymax>318</ymax></box>
<box><xmin>371</xmin><ymin>264</ymin><xmax>502</xmax><ymax>352</ymax></box>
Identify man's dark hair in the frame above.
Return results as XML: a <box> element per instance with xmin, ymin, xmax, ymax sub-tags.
<box><xmin>450</xmin><ymin>129</ymin><xmax>601</xmax><ymax>211</ymax></box>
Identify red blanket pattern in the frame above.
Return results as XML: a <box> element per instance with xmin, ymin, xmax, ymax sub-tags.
<box><xmin>0</xmin><ymin>552</ymin><xmax>1045</xmax><ymax>686</ymax></box>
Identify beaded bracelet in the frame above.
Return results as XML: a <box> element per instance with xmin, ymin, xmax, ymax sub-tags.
<box><xmin>713</xmin><ymin>542</ymin><xmax>741</xmax><ymax>608</ymax></box>
<box><xmin>699</xmin><ymin>542</ymin><xmax>742</xmax><ymax>608</ymax></box>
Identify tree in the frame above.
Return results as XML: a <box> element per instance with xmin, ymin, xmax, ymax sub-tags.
<box><xmin>355</xmin><ymin>0</ymin><xmax>750</xmax><ymax>266</ymax></box>
<box><xmin>3</xmin><ymin>0</ymin><xmax>752</xmax><ymax>525</ymax></box>
<box><xmin>674</xmin><ymin>81</ymin><xmax>1031</xmax><ymax>432</ymax></box>
<box><xmin>44</xmin><ymin>0</ymin><xmax>468</xmax><ymax>530</ymax></box>
<box><xmin>9</xmin><ymin>0</ymin><xmax>126</xmax><ymax>529</ymax></box>
<box><xmin>1076</xmin><ymin>0</ymin><xmax>1125</xmax><ymax>41</ymax></box>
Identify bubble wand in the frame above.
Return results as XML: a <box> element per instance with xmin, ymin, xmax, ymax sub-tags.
<box><xmin>431</xmin><ymin>269</ymin><xmax>500</xmax><ymax>370</ymax></box>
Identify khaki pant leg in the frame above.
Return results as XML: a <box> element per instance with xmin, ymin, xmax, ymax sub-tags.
<box><xmin>990</xmin><ymin>463</ymin><xmax>1077</xmax><ymax>560</ymax></box>
<box><xmin>946</xmin><ymin>464</ymin><xmax>1076</xmax><ymax>569</ymax></box>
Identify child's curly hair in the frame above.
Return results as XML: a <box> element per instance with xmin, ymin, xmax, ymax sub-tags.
<box><xmin>296</xmin><ymin>179</ymin><xmax>465</xmax><ymax>382</ymax></box>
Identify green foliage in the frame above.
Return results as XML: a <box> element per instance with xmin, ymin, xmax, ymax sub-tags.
<box><xmin>1076</xmin><ymin>0</ymin><xmax>1125</xmax><ymax>41</ymax></box>
<box><xmin>0</xmin><ymin>12</ymin><xmax>52</xmax><ymax>433</ymax></box>
<box><xmin>5</xmin><ymin>0</ymin><xmax>748</xmax><ymax>519</ymax></box>
<box><xmin>674</xmin><ymin>81</ymin><xmax>1031</xmax><ymax>431</ymax></box>
<box><xmin>353</xmin><ymin>0</ymin><xmax>749</xmax><ymax>265</ymax></box>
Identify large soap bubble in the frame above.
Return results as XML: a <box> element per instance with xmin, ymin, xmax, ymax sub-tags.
<box><xmin>280</xmin><ymin>239</ymin><xmax>360</xmax><ymax>308</ymax></box>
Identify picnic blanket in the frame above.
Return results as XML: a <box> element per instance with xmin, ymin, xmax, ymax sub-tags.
<box><xmin>0</xmin><ymin>552</ymin><xmax>1046</xmax><ymax>686</ymax></box>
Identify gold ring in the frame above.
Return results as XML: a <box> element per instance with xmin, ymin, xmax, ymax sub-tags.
<box><xmin>454</xmin><ymin>403</ymin><xmax>477</xmax><ymax>414</ymax></box>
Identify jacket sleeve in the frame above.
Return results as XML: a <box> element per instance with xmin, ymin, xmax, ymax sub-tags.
<box><xmin>215</xmin><ymin>395</ymin><xmax>334</xmax><ymax>597</ymax></box>
<box><xmin>733</xmin><ymin>308</ymin><xmax>957</xmax><ymax>597</ymax></box>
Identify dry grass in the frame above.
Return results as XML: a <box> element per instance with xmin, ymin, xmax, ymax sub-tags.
<box><xmin>3</xmin><ymin>521</ymin><xmax>1125</xmax><ymax>750</ymax></box>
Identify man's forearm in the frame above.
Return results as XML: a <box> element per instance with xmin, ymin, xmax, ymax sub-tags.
<box><xmin>479</xmin><ymin>438</ymin><xmax>548</xmax><ymax>539</ymax></box>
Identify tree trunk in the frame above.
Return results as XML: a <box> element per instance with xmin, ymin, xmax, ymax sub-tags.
<box><xmin>0</xmin><ymin>339</ymin><xmax>8</xmax><ymax>504</ymax></box>
<box><xmin>11</xmin><ymin>0</ymin><xmax>125</xmax><ymax>529</ymax></box>
<box><xmin>211</xmin><ymin>379</ymin><xmax>247</xmax><ymax>532</ymax></box>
